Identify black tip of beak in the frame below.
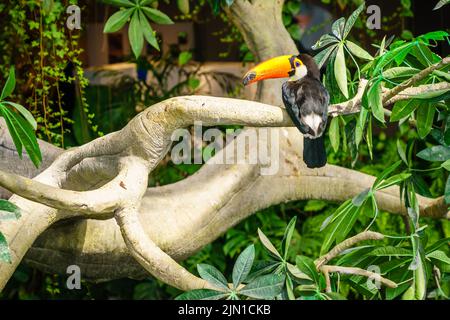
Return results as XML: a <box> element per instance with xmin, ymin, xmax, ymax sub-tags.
<box><xmin>242</xmin><ymin>71</ymin><xmax>256</xmax><ymax>86</ymax></box>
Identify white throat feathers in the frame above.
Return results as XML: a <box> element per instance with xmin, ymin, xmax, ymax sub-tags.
<box><xmin>289</xmin><ymin>64</ymin><xmax>308</xmax><ymax>82</ymax></box>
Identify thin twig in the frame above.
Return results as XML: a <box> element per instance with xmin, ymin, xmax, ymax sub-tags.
<box><xmin>320</xmin><ymin>265</ymin><xmax>397</xmax><ymax>289</ymax></box>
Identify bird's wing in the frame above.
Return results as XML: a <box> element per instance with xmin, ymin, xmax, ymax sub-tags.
<box><xmin>282</xmin><ymin>82</ymin><xmax>310</xmax><ymax>134</ymax></box>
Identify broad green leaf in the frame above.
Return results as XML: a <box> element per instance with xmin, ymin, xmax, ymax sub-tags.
<box><xmin>334</xmin><ymin>43</ymin><xmax>348</xmax><ymax>98</ymax></box>
<box><xmin>352</xmin><ymin>188</ymin><xmax>370</xmax><ymax>207</ymax></box>
<box><xmin>281</xmin><ymin>216</ymin><xmax>297</xmax><ymax>259</ymax></box>
<box><xmin>373</xmin><ymin>42</ymin><xmax>415</xmax><ymax>75</ymax></box>
<box><xmin>142</xmin><ymin>7</ymin><xmax>174</xmax><ymax>24</ymax></box>
<box><xmin>355</xmin><ymin>107</ymin><xmax>368</xmax><ymax>148</ymax></box>
<box><xmin>178</xmin><ymin>51</ymin><xmax>192</xmax><ymax>66</ymax></box>
<box><xmin>433</xmin><ymin>70</ymin><xmax>450</xmax><ymax>82</ymax></box>
<box><xmin>369</xmin><ymin>246</ymin><xmax>412</xmax><ymax>257</ymax></box>
<box><xmin>0</xmin><ymin>200</ymin><xmax>21</xmax><ymax>220</ymax></box>
<box><xmin>177</xmin><ymin>0</ymin><xmax>190</xmax><ymax>14</ymax></box>
<box><xmin>232</xmin><ymin>244</ymin><xmax>255</xmax><ymax>288</ymax></box>
<box><xmin>386</xmin><ymin>266</ymin><xmax>412</xmax><ymax>300</ymax></box>
<box><xmin>286</xmin><ymin>263</ymin><xmax>311</xmax><ymax>281</ymax></box>
<box><xmin>312</xmin><ymin>34</ymin><xmax>339</xmax><ymax>50</ymax></box>
<box><xmin>138</xmin><ymin>10</ymin><xmax>159</xmax><ymax>50</ymax></box>
<box><xmin>239</xmin><ymin>274</ymin><xmax>284</xmax><ymax>299</ymax></box>
<box><xmin>296</xmin><ymin>255</ymin><xmax>319</xmax><ymax>285</ymax></box>
<box><xmin>175</xmin><ymin>289</ymin><xmax>228</xmax><ymax>300</ymax></box>
<box><xmin>331</xmin><ymin>17</ymin><xmax>345</xmax><ymax>40</ymax></box>
<box><xmin>373</xmin><ymin>160</ymin><xmax>402</xmax><ymax>188</ymax></box>
<box><xmin>368</xmin><ymin>80</ymin><xmax>384</xmax><ymax>123</ymax></box>
<box><xmin>397</xmin><ymin>139</ymin><xmax>408</xmax><ymax>165</ymax></box>
<box><xmin>129</xmin><ymin>11</ymin><xmax>144</xmax><ymax>58</ymax></box>
<box><xmin>383</xmin><ymin>67</ymin><xmax>419</xmax><ymax>79</ymax></box>
<box><xmin>416</xmin><ymin>103</ymin><xmax>435</xmax><ymax>139</ymax></box>
<box><xmin>3</xmin><ymin>101</ymin><xmax>37</xmax><ymax>130</ymax></box>
<box><xmin>411</xmin><ymin>88</ymin><xmax>450</xmax><ymax>100</ymax></box>
<box><xmin>1</xmin><ymin>66</ymin><xmax>16</xmax><ymax>100</ymax></box>
<box><xmin>426</xmin><ymin>237</ymin><xmax>450</xmax><ymax>254</ymax></box>
<box><xmin>375</xmin><ymin>173</ymin><xmax>411</xmax><ymax>190</ymax></box>
<box><xmin>427</xmin><ymin>250</ymin><xmax>450</xmax><ymax>265</ymax></box>
<box><xmin>102</xmin><ymin>0</ymin><xmax>134</xmax><ymax>7</ymax></box>
<box><xmin>320</xmin><ymin>199</ymin><xmax>352</xmax><ymax>231</ymax></box>
<box><xmin>417</xmin><ymin>145</ymin><xmax>450</xmax><ymax>162</ymax></box>
<box><xmin>246</xmin><ymin>261</ymin><xmax>279</xmax><ymax>282</ymax></box>
<box><xmin>418</xmin><ymin>30</ymin><xmax>449</xmax><ymax>41</ymax></box>
<box><xmin>445</xmin><ymin>176</ymin><xmax>450</xmax><ymax>204</ymax></box>
<box><xmin>329</xmin><ymin>116</ymin><xmax>340</xmax><ymax>153</ymax></box>
<box><xmin>390</xmin><ymin>99</ymin><xmax>419</xmax><ymax>122</ymax></box>
<box><xmin>0</xmin><ymin>106</ymin><xmax>42</xmax><ymax>167</ymax></box>
<box><xmin>257</xmin><ymin>229</ymin><xmax>282</xmax><ymax>260</ymax></box>
<box><xmin>197</xmin><ymin>264</ymin><xmax>229</xmax><ymax>291</ymax></box>
<box><xmin>0</xmin><ymin>232</ymin><xmax>10</xmax><ymax>263</ymax></box>
<box><xmin>314</xmin><ymin>45</ymin><xmax>336</xmax><ymax>69</ymax></box>
<box><xmin>103</xmin><ymin>8</ymin><xmax>134</xmax><ymax>33</ymax></box>
<box><xmin>346</xmin><ymin>40</ymin><xmax>373</xmax><ymax>60</ymax></box>
<box><xmin>366</xmin><ymin>116</ymin><xmax>373</xmax><ymax>159</ymax></box>
<box><xmin>343</xmin><ymin>3</ymin><xmax>365</xmax><ymax>39</ymax></box>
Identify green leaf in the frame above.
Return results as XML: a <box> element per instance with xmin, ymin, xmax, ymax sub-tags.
<box><xmin>178</xmin><ymin>51</ymin><xmax>192</xmax><ymax>66</ymax></box>
<box><xmin>0</xmin><ymin>106</ymin><xmax>42</xmax><ymax>167</ymax></box>
<box><xmin>352</xmin><ymin>188</ymin><xmax>370</xmax><ymax>207</ymax></box>
<box><xmin>102</xmin><ymin>0</ymin><xmax>135</xmax><ymax>7</ymax></box>
<box><xmin>296</xmin><ymin>255</ymin><xmax>319</xmax><ymax>285</ymax></box>
<box><xmin>390</xmin><ymin>99</ymin><xmax>419</xmax><ymax>122</ymax></box>
<box><xmin>232</xmin><ymin>244</ymin><xmax>255</xmax><ymax>288</ymax></box>
<box><xmin>103</xmin><ymin>8</ymin><xmax>134</xmax><ymax>33</ymax></box>
<box><xmin>138</xmin><ymin>10</ymin><xmax>159</xmax><ymax>50</ymax></box>
<box><xmin>0</xmin><ymin>200</ymin><xmax>21</xmax><ymax>220</ymax></box>
<box><xmin>323</xmin><ymin>292</ymin><xmax>347</xmax><ymax>300</ymax></box>
<box><xmin>411</xmin><ymin>88</ymin><xmax>450</xmax><ymax>100</ymax></box>
<box><xmin>329</xmin><ymin>116</ymin><xmax>340</xmax><ymax>153</ymax></box>
<box><xmin>343</xmin><ymin>3</ymin><xmax>365</xmax><ymax>39</ymax></box>
<box><xmin>383</xmin><ymin>67</ymin><xmax>419</xmax><ymax>80</ymax></box>
<box><xmin>197</xmin><ymin>264</ymin><xmax>229</xmax><ymax>291</ymax></box>
<box><xmin>427</xmin><ymin>250</ymin><xmax>450</xmax><ymax>265</ymax></box>
<box><xmin>355</xmin><ymin>108</ymin><xmax>368</xmax><ymax>148</ymax></box>
<box><xmin>239</xmin><ymin>274</ymin><xmax>284</xmax><ymax>299</ymax></box>
<box><xmin>175</xmin><ymin>289</ymin><xmax>228</xmax><ymax>300</ymax></box>
<box><xmin>368</xmin><ymin>80</ymin><xmax>384</xmax><ymax>123</ymax></box>
<box><xmin>397</xmin><ymin>139</ymin><xmax>408</xmax><ymax>165</ymax></box>
<box><xmin>373</xmin><ymin>42</ymin><xmax>415</xmax><ymax>75</ymax></box>
<box><xmin>366</xmin><ymin>116</ymin><xmax>373</xmax><ymax>159</ymax></box>
<box><xmin>334</xmin><ymin>43</ymin><xmax>348</xmax><ymax>98</ymax></box>
<box><xmin>0</xmin><ymin>232</ymin><xmax>10</xmax><ymax>263</ymax></box>
<box><xmin>433</xmin><ymin>0</ymin><xmax>450</xmax><ymax>10</ymax></box>
<box><xmin>346</xmin><ymin>40</ymin><xmax>373</xmax><ymax>60</ymax></box>
<box><xmin>257</xmin><ymin>229</ymin><xmax>282</xmax><ymax>260</ymax></box>
<box><xmin>177</xmin><ymin>0</ymin><xmax>190</xmax><ymax>14</ymax></box>
<box><xmin>369</xmin><ymin>246</ymin><xmax>412</xmax><ymax>257</ymax></box>
<box><xmin>445</xmin><ymin>176</ymin><xmax>450</xmax><ymax>204</ymax></box>
<box><xmin>417</xmin><ymin>145</ymin><xmax>450</xmax><ymax>162</ymax></box>
<box><xmin>3</xmin><ymin>101</ymin><xmax>37</xmax><ymax>130</ymax></box>
<box><xmin>312</xmin><ymin>34</ymin><xmax>339</xmax><ymax>51</ymax></box>
<box><xmin>375</xmin><ymin>173</ymin><xmax>411</xmax><ymax>190</ymax></box>
<box><xmin>416</xmin><ymin>103</ymin><xmax>435</xmax><ymax>139</ymax></box>
<box><xmin>142</xmin><ymin>7</ymin><xmax>174</xmax><ymax>24</ymax></box>
<box><xmin>129</xmin><ymin>11</ymin><xmax>144</xmax><ymax>58</ymax></box>
<box><xmin>373</xmin><ymin>160</ymin><xmax>402</xmax><ymax>189</ymax></box>
<box><xmin>314</xmin><ymin>45</ymin><xmax>337</xmax><ymax>69</ymax></box>
<box><xmin>320</xmin><ymin>199</ymin><xmax>352</xmax><ymax>231</ymax></box>
<box><xmin>331</xmin><ymin>17</ymin><xmax>345</xmax><ymax>40</ymax></box>
<box><xmin>281</xmin><ymin>216</ymin><xmax>297</xmax><ymax>260</ymax></box>
<box><xmin>1</xmin><ymin>66</ymin><xmax>16</xmax><ymax>100</ymax></box>
<box><xmin>426</xmin><ymin>237</ymin><xmax>450</xmax><ymax>254</ymax></box>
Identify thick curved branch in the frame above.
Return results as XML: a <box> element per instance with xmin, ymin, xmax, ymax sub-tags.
<box><xmin>116</xmin><ymin>207</ymin><xmax>214</xmax><ymax>291</ymax></box>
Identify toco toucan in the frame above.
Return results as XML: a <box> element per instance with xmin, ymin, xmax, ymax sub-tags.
<box><xmin>242</xmin><ymin>54</ymin><xmax>329</xmax><ymax>168</ymax></box>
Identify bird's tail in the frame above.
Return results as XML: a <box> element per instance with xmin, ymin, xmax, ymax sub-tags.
<box><xmin>303</xmin><ymin>136</ymin><xmax>327</xmax><ymax>168</ymax></box>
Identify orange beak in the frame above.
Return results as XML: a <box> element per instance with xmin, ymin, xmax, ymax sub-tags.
<box><xmin>242</xmin><ymin>55</ymin><xmax>295</xmax><ymax>86</ymax></box>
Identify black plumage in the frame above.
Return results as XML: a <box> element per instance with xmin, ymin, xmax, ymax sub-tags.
<box><xmin>281</xmin><ymin>54</ymin><xmax>329</xmax><ymax>168</ymax></box>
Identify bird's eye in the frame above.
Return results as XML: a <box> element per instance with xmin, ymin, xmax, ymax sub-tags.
<box><xmin>295</xmin><ymin>61</ymin><xmax>300</xmax><ymax>67</ymax></box>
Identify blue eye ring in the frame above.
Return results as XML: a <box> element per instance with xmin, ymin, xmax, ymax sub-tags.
<box><xmin>295</xmin><ymin>61</ymin><xmax>301</xmax><ymax>67</ymax></box>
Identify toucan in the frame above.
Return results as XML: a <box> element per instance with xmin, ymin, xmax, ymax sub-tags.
<box><xmin>242</xmin><ymin>54</ymin><xmax>329</xmax><ymax>168</ymax></box>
